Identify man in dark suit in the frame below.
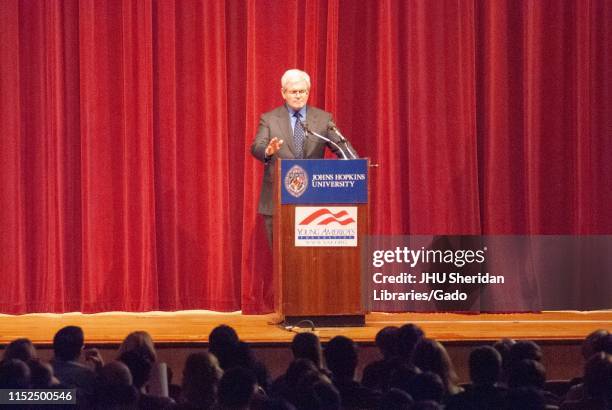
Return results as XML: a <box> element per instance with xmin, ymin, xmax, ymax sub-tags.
<box><xmin>251</xmin><ymin>69</ymin><xmax>357</xmax><ymax>244</ymax></box>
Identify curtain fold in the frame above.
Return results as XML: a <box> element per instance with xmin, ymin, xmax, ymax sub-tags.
<box><xmin>0</xmin><ymin>0</ymin><xmax>610</xmax><ymax>314</ymax></box>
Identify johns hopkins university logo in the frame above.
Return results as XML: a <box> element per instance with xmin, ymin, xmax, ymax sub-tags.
<box><xmin>284</xmin><ymin>165</ymin><xmax>308</xmax><ymax>198</ymax></box>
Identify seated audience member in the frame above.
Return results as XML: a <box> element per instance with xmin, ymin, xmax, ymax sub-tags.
<box><xmin>388</xmin><ymin>363</ymin><xmax>421</xmax><ymax>395</ymax></box>
<box><xmin>51</xmin><ymin>326</ymin><xmax>101</xmax><ymax>399</ymax></box>
<box><xmin>446</xmin><ymin>345</ymin><xmax>507</xmax><ymax>409</ymax></box>
<box><xmin>583</xmin><ymin>330</ymin><xmax>612</xmax><ymax>357</ymax></box>
<box><xmin>178</xmin><ymin>352</ymin><xmax>223</xmax><ymax>410</ymax></box>
<box><xmin>271</xmin><ymin>332</ymin><xmax>327</xmax><ymax>398</ymax></box>
<box><xmin>506</xmin><ymin>340</ymin><xmax>543</xmax><ymax>369</ymax></box>
<box><xmin>0</xmin><ymin>358</ymin><xmax>30</xmax><ymax>389</ymax></box>
<box><xmin>2</xmin><ymin>338</ymin><xmax>37</xmax><ymax>363</ymax></box>
<box><xmin>292</xmin><ymin>370</ymin><xmax>340</xmax><ymax>410</ymax></box>
<box><xmin>119</xmin><ymin>349</ymin><xmax>175</xmax><ymax>409</ymax></box>
<box><xmin>93</xmin><ymin>361</ymin><xmax>139</xmax><ymax>409</ymax></box>
<box><xmin>508</xmin><ymin>359</ymin><xmax>560</xmax><ymax>407</ymax></box>
<box><xmin>324</xmin><ymin>335</ymin><xmax>381</xmax><ymax>408</ymax></box>
<box><xmin>378</xmin><ymin>387</ymin><xmax>414</xmax><ymax>410</ymax></box>
<box><xmin>412</xmin><ymin>338</ymin><xmax>463</xmax><ymax>397</ymax></box>
<box><xmin>408</xmin><ymin>371</ymin><xmax>446</xmax><ymax>403</ymax></box>
<box><xmin>270</xmin><ymin>358</ymin><xmax>320</xmax><ymax>405</ymax></box>
<box><xmin>591</xmin><ymin>332</ymin><xmax>612</xmax><ymax>355</ymax></box>
<box><xmin>118</xmin><ymin>330</ymin><xmax>158</xmax><ymax>362</ymax></box>
<box><xmin>493</xmin><ymin>338</ymin><xmax>516</xmax><ymax>384</ymax></box>
<box><xmin>504</xmin><ymin>387</ymin><xmax>547</xmax><ymax>410</ymax></box>
<box><xmin>362</xmin><ymin>326</ymin><xmax>401</xmax><ymax>391</ymax></box>
<box><xmin>208</xmin><ymin>324</ymin><xmax>240</xmax><ymax>370</ymax></box>
<box><xmin>561</xmin><ymin>352</ymin><xmax>612</xmax><ymax>410</ymax></box>
<box><xmin>208</xmin><ymin>325</ymin><xmax>269</xmax><ymax>391</ymax></box>
<box><xmin>398</xmin><ymin>323</ymin><xmax>425</xmax><ymax>366</ymax></box>
<box><xmin>310</xmin><ymin>380</ymin><xmax>341</xmax><ymax>410</ymax></box>
<box><xmin>235</xmin><ymin>340</ymin><xmax>271</xmax><ymax>392</ymax></box>
<box><xmin>28</xmin><ymin>358</ymin><xmax>60</xmax><ymax>388</ymax></box>
<box><xmin>291</xmin><ymin>332</ymin><xmax>325</xmax><ymax>371</ymax></box>
<box><xmin>118</xmin><ymin>330</ymin><xmax>176</xmax><ymax>401</ymax></box>
<box><xmin>217</xmin><ymin>366</ymin><xmax>259</xmax><ymax>410</ymax></box>
<box><xmin>568</xmin><ymin>329</ymin><xmax>612</xmax><ymax>389</ymax></box>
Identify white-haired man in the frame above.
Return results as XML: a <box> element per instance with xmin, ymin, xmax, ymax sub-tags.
<box><xmin>251</xmin><ymin>69</ymin><xmax>357</xmax><ymax>244</ymax></box>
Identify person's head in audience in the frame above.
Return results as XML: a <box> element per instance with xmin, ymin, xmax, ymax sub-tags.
<box><xmin>117</xmin><ymin>330</ymin><xmax>157</xmax><ymax>363</ymax></box>
<box><xmin>412</xmin><ymin>338</ymin><xmax>460</xmax><ymax>395</ymax></box>
<box><xmin>3</xmin><ymin>338</ymin><xmax>37</xmax><ymax>364</ymax></box>
<box><xmin>100</xmin><ymin>360</ymin><xmax>133</xmax><ymax>385</ymax></box>
<box><xmin>218</xmin><ymin>366</ymin><xmax>257</xmax><ymax>410</ymax></box>
<box><xmin>493</xmin><ymin>338</ymin><xmax>516</xmax><ymax>377</ymax></box>
<box><xmin>324</xmin><ymin>336</ymin><xmax>358</xmax><ymax>381</ymax></box>
<box><xmin>95</xmin><ymin>361</ymin><xmax>138</xmax><ymax>408</ymax></box>
<box><xmin>291</xmin><ymin>332</ymin><xmax>323</xmax><ymax>368</ymax></box>
<box><xmin>508</xmin><ymin>340</ymin><xmax>542</xmax><ymax>366</ymax></box>
<box><xmin>118</xmin><ymin>349</ymin><xmax>152</xmax><ymax>391</ymax></box>
<box><xmin>408</xmin><ymin>371</ymin><xmax>445</xmax><ymax>403</ymax></box>
<box><xmin>582</xmin><ymin>329</ymin><xmax>610</xmax><ymax>361</ymax></box>
<box><xmin>181</xmin><ymin>351</ymin><xmax>223</xmax><ymax>408</ymax></box>
<box><xmin>508</xmin><ymin>359</ymin><xmax>546</xmax><ymax>390</ymax></box>
<box><xmin>379</xmin><ymin>388</ymin><xmax>413</xmax><ymax>410</ymax></box>
<box><xmin>398</xmin><ymin>324</ymin><xmax>425</xmax><ymax>364</ymax></box>
<box><xmin>469</xmin><ymin>345</ymin><xmax>502</xmax><ymax>386</ymax></box>
<box><xmin>209</xmin><ymin>324</ymin><xmax>240</xmax><ymax>370</ymax></box>
<box><xmin>493</xmin><ymin>338</ymin><xmax>516</xmax><ymax>357</ymax></box>
<box><xmin>28</xmin><ymin>358</ymin><xmax>59</xmax><ymax>388</ymax></box>
<box><xmin>504</xmin><ymin>386</ymin><xmax>545</xmax><ymax>410</ymax></box>
<box><xmin>582</xmin><ymin>329</ymin><xmax>609</xmax><ymax>359</ymax></box>
<box><xmin>53</xmin><ymin>325</ymin><xmax>84</xmax><ymax>362</ymax></box>
<box><xmin>590</xmin><ymin>332</ymin><xmax>612</xmax><ymax>356</ymax></box>
<box><xmin>375</xmin><ymin>326</ymin><xmax>400</xmax><ymax>360</ymax></box>
<box><xmin>0</xmin><ymin>359</ymin><xmax>30</xmax><ymax>389</ymax></box>
<box><xmin>583</xmin><ymin>352</ymin><xmax>612</xmax><ymax>399</ymax></box>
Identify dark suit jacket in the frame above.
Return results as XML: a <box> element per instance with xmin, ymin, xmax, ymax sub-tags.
<box><xmin>251</xmin><ymin>105</ymin><xmax>357</xmax><ymax>215</ymax></box>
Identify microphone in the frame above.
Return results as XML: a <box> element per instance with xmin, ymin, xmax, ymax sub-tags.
<box><xmin>300</xmin><ymin>121</ymin><xmax>349</xmax><ymax>160</ymax></box>
<box><xmin>327</xmin><ymin>121</ymin><xmax>346</xmax><ymax>142</ymax></box>
<box><xmin>327</xmin><ymin>121</ymin><xmax>358</xmax><ymax>159</ymax></box>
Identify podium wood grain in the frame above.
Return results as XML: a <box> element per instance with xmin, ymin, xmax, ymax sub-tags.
<box><xmin>274</xmin><ymin>159</ymin><xmax>369</xmax><ymax>319</ymax></box>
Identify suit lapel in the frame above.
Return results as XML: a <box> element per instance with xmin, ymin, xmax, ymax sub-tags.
<box><xmin>304</xmin><ymin>107</ymin><xmax>321</xmax><ymax>157</ymax></box>
<box><xmin>275</xmin><ymin>107</ymin><xmax>296</xmax><ymax>157</ymax></box>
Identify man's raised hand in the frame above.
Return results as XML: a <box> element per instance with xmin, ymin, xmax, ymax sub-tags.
<box><xmin>265</xmin><ymin>137</ymin><xmax>284</xmax><ymax>157</ymax></box>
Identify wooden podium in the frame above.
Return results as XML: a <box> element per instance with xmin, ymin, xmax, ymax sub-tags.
<box><xmin>273</xmin><ymin>159</ymin><xmax>369</xmax><ymax>327</ymax></box>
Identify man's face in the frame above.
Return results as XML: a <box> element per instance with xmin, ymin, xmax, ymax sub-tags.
<box><xmin>282</xmin><ymin>80</ymin><xmax>310</xmax><ymax>111</ymax></box>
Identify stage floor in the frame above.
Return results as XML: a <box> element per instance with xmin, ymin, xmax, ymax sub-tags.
<box><xmin>1</xmin><ymin>311</ymin><xmax>610</xmax><ymax>345</ymax></box>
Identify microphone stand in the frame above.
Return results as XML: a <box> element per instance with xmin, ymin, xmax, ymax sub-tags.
<box><xmin>301</xmin><ymin>121</ymin><xmax>349</xmax><ymax>160</ymax></box>
<box><xmin>329</xmin><ymin>124</ymin><xmax>358</xmax><ymax>159</ymax></box>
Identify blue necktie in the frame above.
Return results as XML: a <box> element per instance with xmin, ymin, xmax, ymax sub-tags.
<box><xmin>293</xmin><ymin>112</ymin><xmax>305</xmax><ymax>159</ymax></box>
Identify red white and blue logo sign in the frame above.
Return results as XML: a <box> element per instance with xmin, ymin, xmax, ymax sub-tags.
<box><xmin>295</xmin><ymin>207</ymin><xmax>358</xmax><ymax>247</ymax></box>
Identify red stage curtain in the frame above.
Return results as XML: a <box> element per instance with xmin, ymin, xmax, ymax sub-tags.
<box><xmin>0</xmin><ymin>0</ymin><xmax>610</xmax><ymax>314</ymax></box>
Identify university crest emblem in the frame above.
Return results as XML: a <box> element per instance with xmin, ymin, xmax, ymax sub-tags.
<box><xmin>284</xmin><ymin>165</ymin><xmax>308</xmax><ymax>198</ymax></box>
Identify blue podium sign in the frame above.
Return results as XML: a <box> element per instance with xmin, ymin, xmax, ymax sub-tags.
<box><xmin>281</xmin><ymin>159</ymin><xmax>368</xmax><ymax>204</ymax></box>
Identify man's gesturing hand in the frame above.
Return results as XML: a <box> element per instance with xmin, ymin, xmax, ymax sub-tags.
<box><xmin>265</xmin><ymin>137</ymin><xmax>284</xmax><ymax>157</ymax></box>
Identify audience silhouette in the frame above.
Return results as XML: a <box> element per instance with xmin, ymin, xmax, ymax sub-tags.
<box><xmin>0</xmin><ymin>323</ymin><xmax>609</xmax><ymax>409</ymax></box>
